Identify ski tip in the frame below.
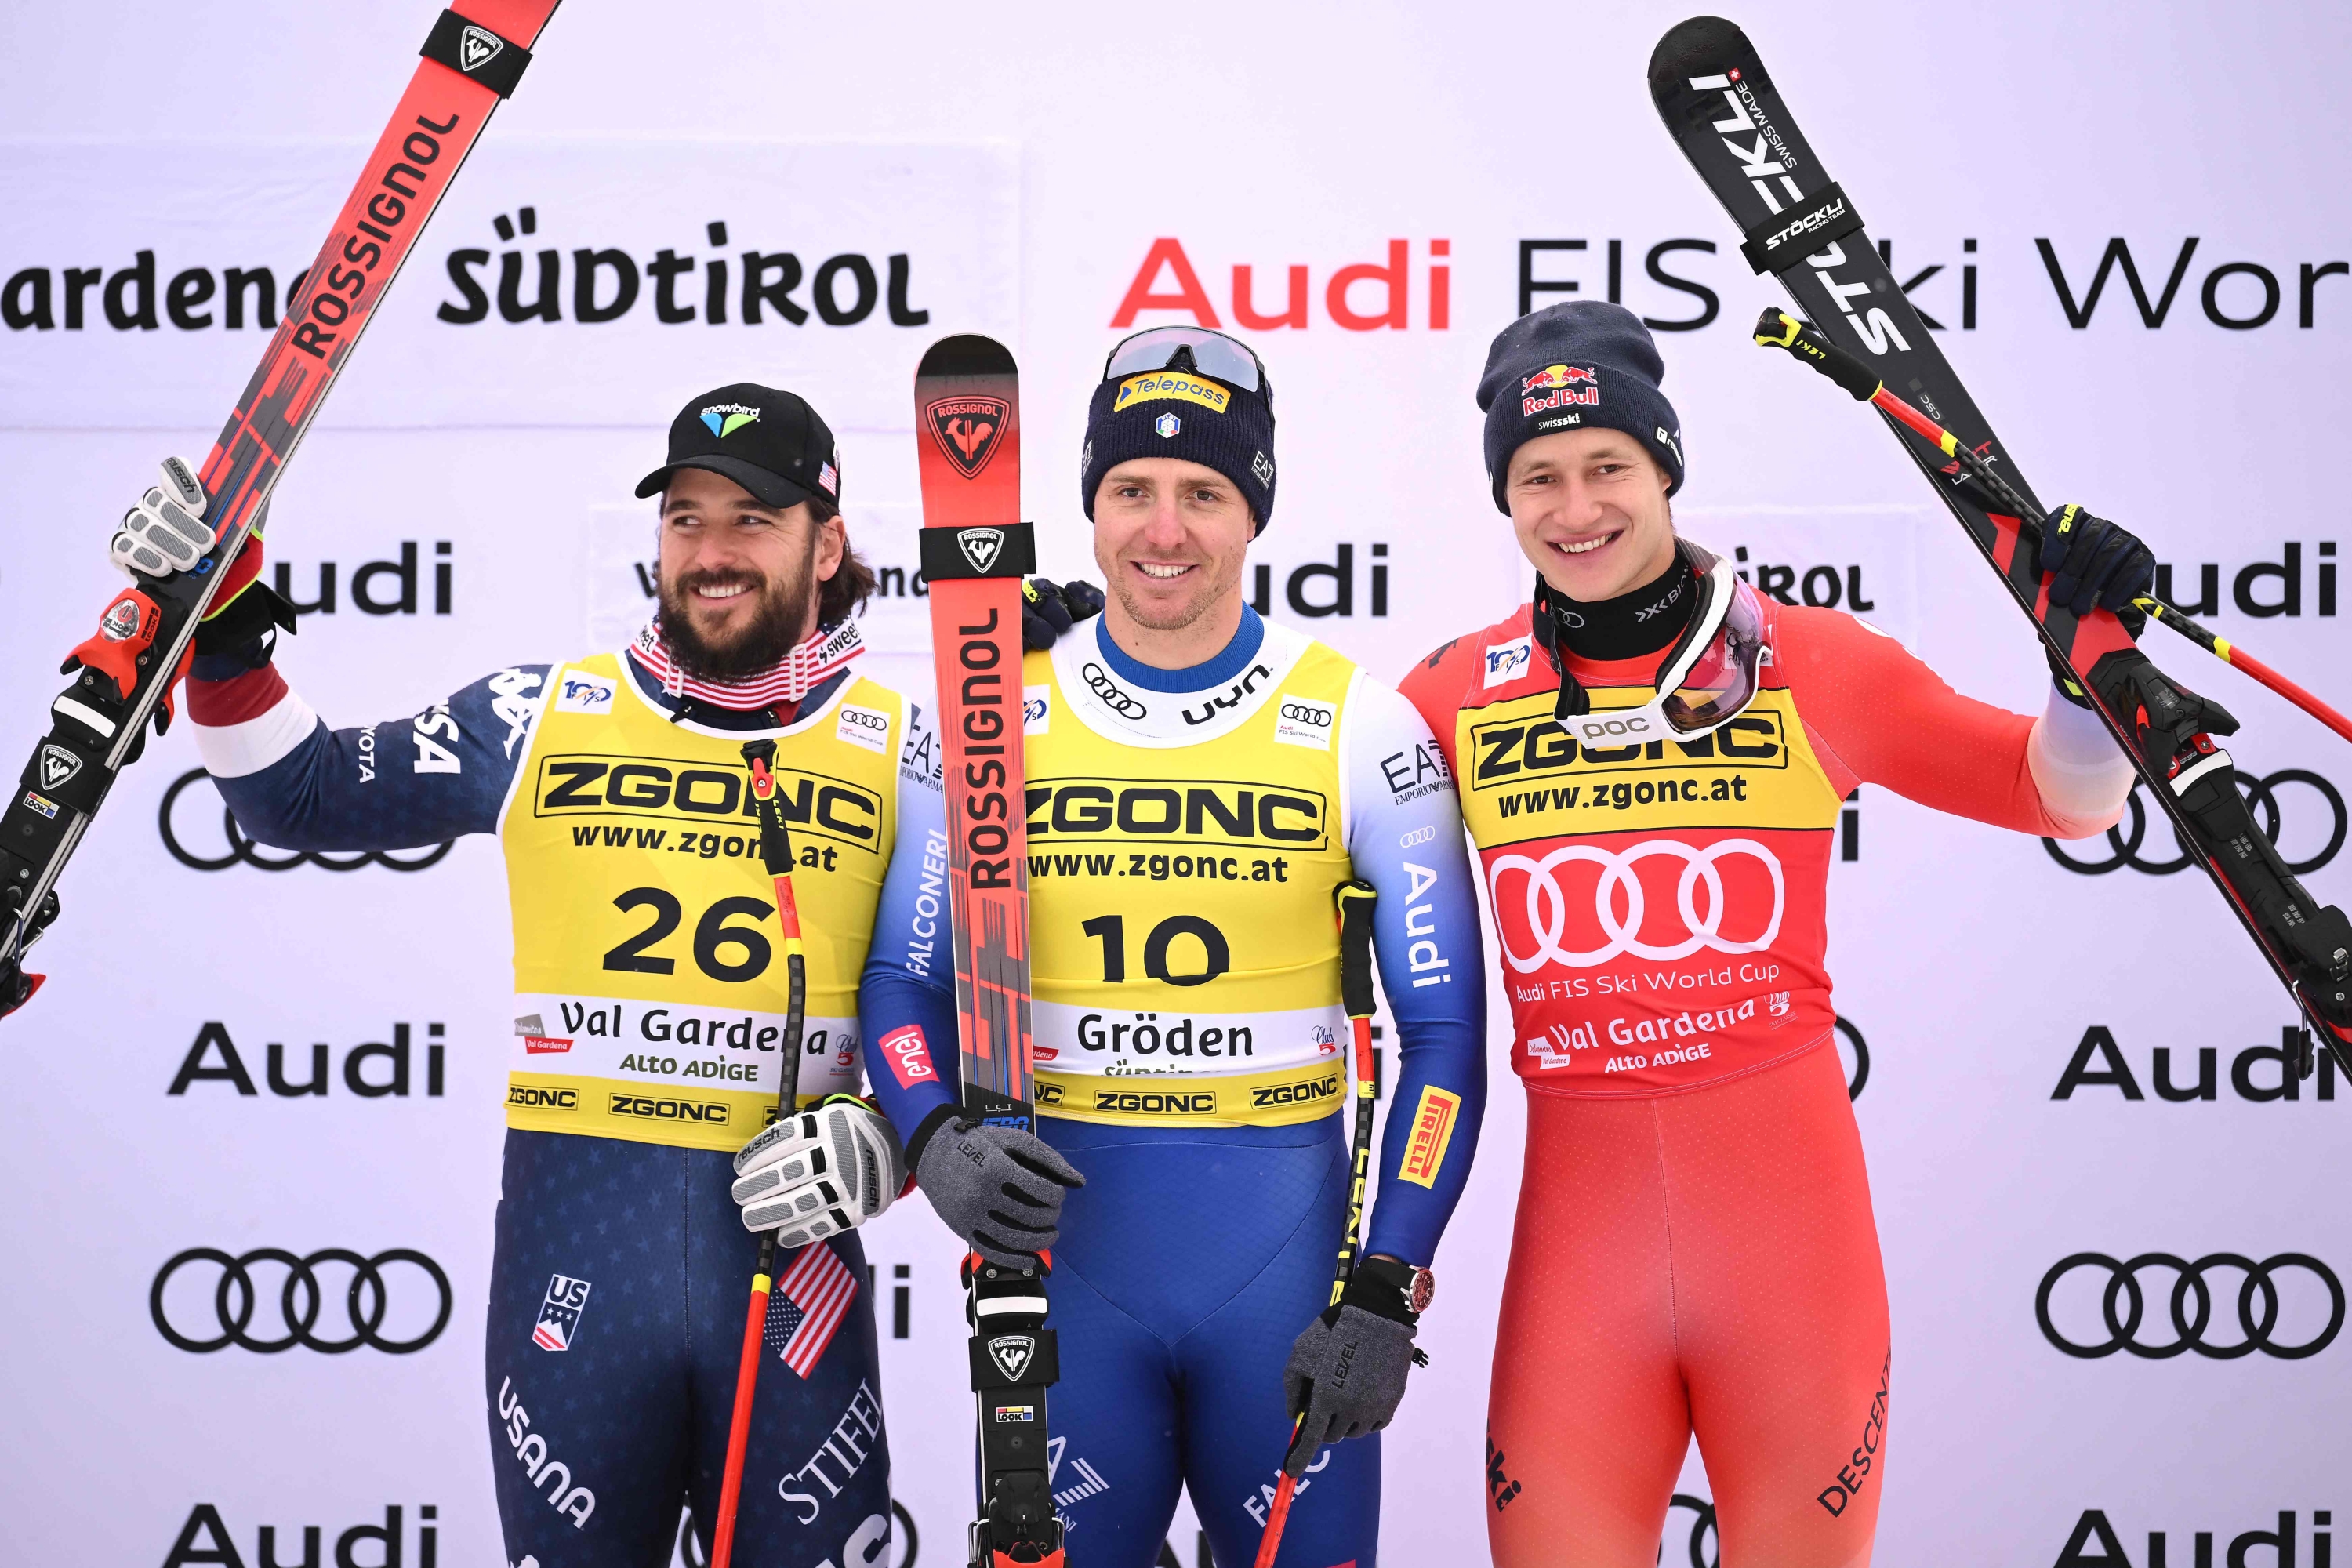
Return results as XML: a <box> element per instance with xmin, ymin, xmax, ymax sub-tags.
<box><xmin>916</xmin><ymin>334</ymin><xmax>1016</xmax><ymax>383</ymax></box>
<box><xmin>1647</xmin><ymin>15</ymin><xmax>1753</xmax><ymax>103</ymax></box>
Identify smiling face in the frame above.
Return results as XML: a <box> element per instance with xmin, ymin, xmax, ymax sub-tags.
<box><xmin>654</xmin><ymin>466</ymin><xmax>844</xmax><ymax>678</ymax></box>
<box><xmin>1090</xmin><ymin>456</ymin><xmax>1254</xmax><ymax>663</ymax></box>
<box><xmin>1504</xmin><ymin>427</ymin><xmax>1678</xmax><ymax>602</ymax></box>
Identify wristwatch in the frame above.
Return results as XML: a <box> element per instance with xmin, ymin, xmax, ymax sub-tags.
<box><xmin>1353</xmin><ymin>1254</ymin><xmax>1436</xmax><ymax>1323</ymax></box>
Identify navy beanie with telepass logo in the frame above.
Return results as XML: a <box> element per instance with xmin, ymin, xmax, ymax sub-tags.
<box><xmin>1080</xmin><ymin>368</ymin><xmax>1278</xmax><ymax>535</ymax></box>
<box><xmin>1476</xmin><ymin>300</ymin><xmax>1685</xmax><ymax>513</ymax></box>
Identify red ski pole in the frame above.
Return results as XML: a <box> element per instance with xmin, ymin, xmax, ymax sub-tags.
<box><xmin>710</xmin><ymin>739</ymin><xmax>810</xmax><ymax>1568</ymax></box>
<box><xmin>1254</xmin><ymin>880</ymin><xmax>1380</xmax><ymax>1568</ymax></box>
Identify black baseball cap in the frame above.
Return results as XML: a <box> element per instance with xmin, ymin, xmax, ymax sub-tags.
<box><xmin>635</xmin><ymin>383</ymin><xmax>842</xmax><ymax>509</ymax></box>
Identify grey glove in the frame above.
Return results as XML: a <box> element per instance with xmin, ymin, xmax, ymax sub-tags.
<box><xmin>913</xmin><ymin>1115</ymin><xmax>1084</xmax><ymax>1269</ymax></box>
<box><xmin>1280</xmin><ymin>1258</ymin><xmax>1426</xmax><ymax>1478</ymax></box>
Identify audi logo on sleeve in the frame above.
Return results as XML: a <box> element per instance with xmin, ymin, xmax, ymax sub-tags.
<box><xmin>2044</xmin><ymin>769</ymin><xmax>2343</xmax><ymax>877</ymax></box>
<box><xmin>159</xmin><ymin>769</ymin><xmax>454</xmax><ymax>873</ymax></box>
<box><xmin>1489</xmin><ymin>838</ymin><xmax>1785</xmax><ymax>969</ymax></box>
<box><xmin>151</xmin><ymin>1247</ymin><xmax>454</xmax><ymax>1353</ymax></box>
<box><xmin>2035</xmin><ymin>1251</ymin><xmax>2343</xmax><ymax>1360</ymax></box>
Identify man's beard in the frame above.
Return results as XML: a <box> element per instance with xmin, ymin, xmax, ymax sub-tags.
<box><xmin>656</xmin><ymin>543</ymin><xmax>817</xmax><ymax>680</ymax></box>
<box><xmin>1102</xmin><ymin>548</ymin><xmax>1246</xmax><ymax>633</ymax></box>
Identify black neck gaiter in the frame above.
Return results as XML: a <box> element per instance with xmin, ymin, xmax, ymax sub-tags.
<box><xmin>1539</xmin><ymin>554</ymin><xmax>1698</xmax><ymax>662</ymax></box>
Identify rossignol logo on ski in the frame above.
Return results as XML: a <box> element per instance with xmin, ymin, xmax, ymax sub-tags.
<box><xmin>926</xmin><ymin>397</ymin><xmax>1009</xmax><ymax>478</ymax></box>
<box><xmin>956</xmin><ymin>528</ymin><xmax>1005</xmax><ymax>575</ymax></box>
<box><xmin>458</xmin><ymin>24</ymin><xmax>505</xmax><ymax>73</ymax></box>
<box><xmin>988</xmin><ymin>1334</ymin><xmax>1036</xmax><ymax>1380</ymax></box>
<box><xmin>38</xmin><ymin>746</ymin><xmax>81</xmax><ymax>790</ymax></box>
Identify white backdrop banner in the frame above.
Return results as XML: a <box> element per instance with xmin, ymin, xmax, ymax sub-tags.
<box><xmin>0</xmin><ymin>5</ymin><xmax>2346</xmax><ymax>1568</ymax></box>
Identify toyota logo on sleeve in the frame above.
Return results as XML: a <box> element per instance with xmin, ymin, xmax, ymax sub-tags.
<box><xmin>1487</xmin><ymin>839</ymin><xmax>1785</xmax><ymax>971</ymax></box>
<box><xmin>2044</xmin><ymin>769</ymin><xmax>2343</xmax><ymax>877</ymax></box>
<box><xmin>2035</xmin><ymin>1252</ymin><xmax>2343</xmax><ymax>1360</ymax></box>
<box><xmin>151</xmin><ymin>1247</ymin><xmax>454</xmax><ymax>1353</ymax></box>
<box><xmin>159</xmin><ymin>769</ymin><xmax>454</xmax><ymax>872</ymax></box>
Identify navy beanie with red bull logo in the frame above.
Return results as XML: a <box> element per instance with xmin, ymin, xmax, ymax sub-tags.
<box><xmin>1476</xmin><ymin>299</ymin><xmax>1686</xmax><ymax>512</ymax></box>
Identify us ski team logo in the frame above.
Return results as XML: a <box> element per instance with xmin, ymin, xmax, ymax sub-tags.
<box><xmin>534</xmin><ymin>1275</ymin><xmax>591</xmax><ymax>1351</ymax></box>
<box><xmin>988</xmin><ymin>1333</ymin><xmax>1036</xmax><ymax>1380</ymax></box>
<box><xmin>458</xmin><ymin>24</ymin><xmax>504</xmax><ymax>72</ymax></box>
<box><xmin>38</xmin><ymin>746</ymin><xmax>80</xmax><ymax>789</ymax></box>
<box><xmin>956</xmin><ymin>528</ymin><xmax>1005</xmax><ymax>574</ymax></box>
<box><xmin>925</xmin><ymin>396</ymin><xmax>1008</xmax><ymax>478</ymax></box>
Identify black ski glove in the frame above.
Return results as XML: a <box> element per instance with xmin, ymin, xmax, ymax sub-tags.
<box><xmin>1279</xmin><ymin>1256</ymin><xmax>1427</xmax><ymax>1478</ymax></box>
<box><xmin>2038</xmin><ymin>504</ymin><xmax>2154</xmax><ymax>620</ymax></box>
<box><xmin>910</xmin><ymin>1109</ymin><xmax>1085</xmax><ymax>1269</ymax></box>
<box><xmin>1020</xmin><ymin>577</ymin><xmax>1106</xmax><ymax>652</ymax></box>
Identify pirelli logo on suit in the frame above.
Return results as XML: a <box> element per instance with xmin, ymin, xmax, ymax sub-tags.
<box><xmin>1025</xmin><ymin>777</ymin><xmax>1330</xmax><ymax>851</ymax></box>
<box><xmin>532</xmin><ymin>751</ymin><xmax>884</xmax><ymax>851</ymax></box>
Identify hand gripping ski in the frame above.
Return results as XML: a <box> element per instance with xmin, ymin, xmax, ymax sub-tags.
<box><xmin>0</xmin><ymin>1</ymin><xmax>563</xmax><ymax>1018</ymax></box>
<box><xmin>913</xmin><ymin>334</ymin><xmax>1062</xmax><ymax>1568</ymax></box>
<box><xmin>1650</xmin><ymin>16</ymin><xmax>2352</xmax><ymax>1073</ymax></box>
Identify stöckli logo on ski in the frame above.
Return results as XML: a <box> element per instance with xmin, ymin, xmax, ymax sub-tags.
<box><xmin>458</xmin><ymin>24</ymin><xmax>504</xmax><ymax>72</ymax></box>
<box><xmin>956</xmin><ymin>528</ymin><xmax>1005</xmax><ymax>575</ymax></box>
<box><xmin>38</xmin><ymin>746</ymin><xmax>80</xmax><ymax>790</ymax></box>
<box><xmin>987</xmin><ymin>1333</ymin><xmax>1036</xmax><ymax>1381</ymax></box>
<box><xmin>924</xmin><ymin>396</ymin><xmax>1009</xmax><ymax>479</ymax></box>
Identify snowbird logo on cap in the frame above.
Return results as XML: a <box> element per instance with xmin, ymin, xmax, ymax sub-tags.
<box><xmin>956</xmin><ymin>528</ymin><xmax>1004</xmax><ymax>574</ymax></box>
<box><xmin>1520</xmin><ymin>365</ymin><xmax>1598</xmax><ymax>395</ymax></box>
<box><xmin>988</xmin><ymin>1334</ymin><xmax>1036</xmax><ymax>1381</ymax></box>
<box><xmin>701</xmin><ymin>403</ymin><xmax>761</xmax><ymax>438</ymax></box>
<box><xmin>926</xmin><ymin>396</ymin><xmax>1010</xmax><ymax>479</ymax></box>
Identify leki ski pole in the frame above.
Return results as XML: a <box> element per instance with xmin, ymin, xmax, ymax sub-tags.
<box><xmin>710</xmin><ymin>738</ymin><xmax>811</xmax><ymax>1568</ymax></box>
<box><xmin>0</xmin><ymin>0</ymin><xmax>563</xmax><ymax>1018</ymax></box>
<box><xmin>1253</xmin><ymin>880</ymin><xmax>1381</xmax><ymax>1568</ymax></box>
<box><xmin>1752</xmin><ymin>307</ymin><xmax>2352</xmax><ymax>748</ymax></box>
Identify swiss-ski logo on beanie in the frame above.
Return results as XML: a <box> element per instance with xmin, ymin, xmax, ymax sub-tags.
<box><xmin>1115</xmin><ymin>371</ymin><xmax>1231</xmax><ymax>415</ymax></box>
<box><xmin>1519</xmin><ymin>364</ymin><xmax>1599</xmax><ymax>416</ymax></box>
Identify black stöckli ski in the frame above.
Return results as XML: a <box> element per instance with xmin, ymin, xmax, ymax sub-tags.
<box><xmin>1647</xmin><ymin>16</ymin><xmax>2352</xmax><ymax>1073</ymax></box>
<box><xmin>0</xmin><ymin>1</ymin><xmax>561</xmax><ymax>1018</ymax></box>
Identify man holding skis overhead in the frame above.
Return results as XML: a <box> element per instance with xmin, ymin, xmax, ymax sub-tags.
<box><xmin>858</xmin><ymin>327</ymin><xmax>1490</xmax><ymax>1568</ymax></box>
<box><xmin>1399</xmin><ymin>300</ymin><xmax>2147</xmax><ymax>1568</ymax></box>
<box><xmin>126</xmin><ymin>385</ymin><xmax>929</xmax><ymax>1568</ymax></box>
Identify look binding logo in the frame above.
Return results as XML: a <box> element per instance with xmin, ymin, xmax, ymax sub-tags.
<box><xmin>925</xmin><ymin>395</ymin><xmax>1008</xmax><ymax>478</ymax></box>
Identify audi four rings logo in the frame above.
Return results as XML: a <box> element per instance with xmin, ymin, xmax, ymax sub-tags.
<box><xmin>840</xmin><ymin>710</ymin><xmax>887</xmax><ymax>731</ymax></box>
<box><xmin>1279</xmin><ymin>702</ymin><xmax>1333</xmax><ymax>728</ymax></box>
<box><xmin>1080</xmin><ymin>663</ymin><xmax>1148</xmax><ymax>720</ymax></box>
<box><xmin>160</xmin><ymin>769</ymin><xmax>453</xmax><ymax>872</ymax></box>
<box><xmin>2045</xmin><ymin>769</ymin><xmax>2343</xmax><ymax>877</ymax></box>
<box><xmin>151</xmin><ymin>1247</ymin><xmax>454</xmax><ymax>1353</ymax></box>
<box><xmin>1489</xmin><ymin>838</ymin><xmax>1786</xmax><ymax>971</ymax></box>
<box><xmin>2036</xmin><ymin>1252</ymin><xmax>2343</xmax><ymax>1360</ymax></box>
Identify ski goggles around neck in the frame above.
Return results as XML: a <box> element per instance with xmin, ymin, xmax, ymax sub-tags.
<box><xmin>1558</xmin><ymin>553</ymin><xmax>1766</xmax><ymax>746</ymax></box>
<box><xmin>1102</xmin><ymin>327</ymin><xmax>1272</xmax><ymax>405</ymax></box>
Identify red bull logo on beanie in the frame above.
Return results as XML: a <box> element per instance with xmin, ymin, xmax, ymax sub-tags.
<box><xmin>1521</xmin><ymin>364</ymin><xmax>1600</xmax><ymax>417</ymax></box>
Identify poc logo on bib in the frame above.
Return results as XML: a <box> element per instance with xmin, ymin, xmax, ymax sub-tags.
<box><xmin>1484</xmin><ymin>637</ymin><xmax>1534</xmax><ymax>688</ymax></box>
<box><xmin>1274</xmin><ymin>695</ymin><xmax>1336</xmax><ymax>751</ymax></box>
<box><xmin>835</xmin><ymin>705</ymin><xmax>891</xmax><ymax>755</ymax></box>
<box><xmin>554</xmin><ymin>674</ymin><xmax>616</xmax><ymax>715</ymax></box>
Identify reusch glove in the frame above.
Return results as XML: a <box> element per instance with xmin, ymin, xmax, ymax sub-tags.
<box><xmin>111</xmin><ymin>458</ymin><xmax>213</xmax><ymax>579</ymax></box>
<box><xmin>1020</xmin><ymin>577</ymin><xmax>1106</xmax><ymax>652</ymax></box>
<box><xmin>2038</xmin><ymin>504</ymin><xmax>2155</xmax><ymax>620</ymax></box>
<box><xmin>1279</xmin><ymin>1256</ymin><xmax>1427</xmax><ymax>1477</ymax></box>
<box><xmin>730</xmin><ymin>1094</ymin><xmax>909</xmax><ymax>1250</ymax></box>
<box><xmin>911</xmin><ymin>1110</ymin><xmax>1085</xmax><ymax>1269</ymax></box>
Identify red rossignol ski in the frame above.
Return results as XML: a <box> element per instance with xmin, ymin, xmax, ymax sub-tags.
<box><xmin>912</xmin><ymin>335</ymin><xmax>1064</xmax><ymax>1568</ymax></box>
<box><xmin>1649</xmin><ymin>15</ymin><xmax>2352</xmax><ymax>1071</ymax></box>
<box><xmin>0</xmin><ymin>2</ymin><xmax>562</xmax><ymax>1017</ymax></box>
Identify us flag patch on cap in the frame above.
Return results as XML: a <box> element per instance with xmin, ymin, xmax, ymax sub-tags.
<box><xmin>533</xmin><ymin>1275</ymin><xmax>592</xmax><ymax>1351</ymax></box>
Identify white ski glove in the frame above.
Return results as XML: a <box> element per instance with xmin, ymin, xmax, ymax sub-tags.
<box><xmin>110</xmin><ymin>457</ymin><xmax>214</xmax><ymax>579</ymax></box>
<box><xmin>730</xmin><ymin>1094</ymin><xmax>909</xmax><ymax>1249</ymax></box>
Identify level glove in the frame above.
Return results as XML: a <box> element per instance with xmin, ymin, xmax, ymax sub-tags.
<box><xmin>1020</xmin><ymin>577</ymin><xmax>1106</xmax><ymax>652</ymax></box>
<box><xmin>2038</xmin><ymin>504</ymin><xmax>2155</xmax><ymax>620</ymax></box>
<box><xmin>110</xmin><ymin>457</ymin><xmax>213</xmax><ymax>579</ymax></box>
<box><xmin>1279</xmin><ymin>1256</ymin><xmax>1428</xmax><ymax>1477</ymax></box>
<box><xmin>911</xmin><ymin>1111</ymin><xmax>1085</xmax><ymax>1269</ymax></box>
<box><xmin>731</xmin><ymin>1094</ymin><xmax>909</xmax><ymax>1250</ymax></box>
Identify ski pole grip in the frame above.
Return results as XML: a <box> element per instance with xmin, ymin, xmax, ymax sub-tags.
<box><xmin>1752</xmin><ymin>307</ymin><xmax>1882</xmax><ymax>402</ymax></box>
<box><xmin>1334</xmin><ymin>879</ymin><xmax>1377</xmax><ymax>1022</ymax></box>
